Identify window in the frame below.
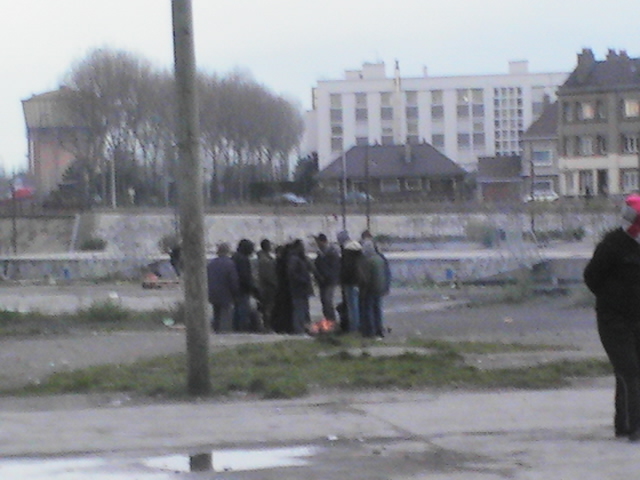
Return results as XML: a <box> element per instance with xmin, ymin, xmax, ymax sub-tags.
<box><xmin>532</xmin><ymin>150</ymin><xmax>552</xmax><ymax>166</ymax></box>
<box><xmin>431</xmin><ymin>105</ymin><xmax>444</xmax><ymax>119</ymax></box>
<box><xmin>533</xmin><ymin>180</ymin><xmax>554</xmax><ymax>193</ymax></box>
<box><xmin>381</xmin><ymin>135</ymin><xmax>394</xmax><ymax>145</ymax></box>
<box><xmin>432</xmin><ymin>134</ymin><xmax>444</xmax><ymax>148</ymax></box>
<box><xmin>431</xmin><ymin>90</ymin><xmax>443</xmax><ymax>104</ymax></box>
<box><xmin>623</xmin><ymin>134</ymin><xmax>639</xmax><ymax>153</ymax></box>
<box><xmin>380</xmin><ymin>178</ymin><xmax>401</xmax><ymax>192</ymax></box>
<box><xmin>563</xmin><ymin>102</ymin><xmax>573</xmax><ymax>122</ymax></box>
<box><xmin>622</xmin><ymin>170</ymin><xmax>639</xmax><ymax>192</ymax></box>
<box><xmin>472</xmin><ymin>133</ymin><xmax>485</xmax><ymax>147</ymax></box>
<box><xmin>407</xmin><ymin>135</ymin><xmax>420</xmax><ymax>145</ymax></box>
<box><xmin>596</xmin><ymin>100</ymin><xmax>607</xmax><ymax>119</ymax></box>
<box><xmin>578</xmin><ymin>136</ymin><xmax>593</xmax><ymax>156</ymax></box>
<box><xmin>355</xmin><ymin>92</ymin><xmax>367</xmax><ymax>106</ymax></box>
<box><xmin>456</xmin><ymin>89</ymin><xmax>469</xmax><ymax>103</ymax></box>
<box><xmin>457</xmin><ymin>133</ymin><xmax>470</xmax><ymax>148</ymax></box>
<box><xmin>331</xmin><ymin>125</ymin><xmax>343</xmax><ymax>135</ymax></box>
<box><xmin>406</xmin><ymin>106</ymin><xmax>419</xmax><ymax>119</ymax></box>
<box><xmin>355</xmin><ymin>108</ymin><xmax>368</xmax><ymax>122</ymax></box>
<box><xmin>472</xmin><ymin>89</ymin><xmax>483</xmax><ymax>103</ymax></box>
<box><xmin>356</xmin><ymin>136</ymin><xmax>368</xmax><ymax>146</ymax></box>
<box><xmin>564</xmin><ymin>172</ymin><xmax>575</xmax><ymax>193</ymax></box>
<box><xmin>404</xmin><ymin>178</ymin><xmax>422</xmax><ymax>190</ymax></box>
<box><xmin>407</xmin><ymin>122</ymin><xmax>418</xmax><ymax>135</ymax></box>
<box><xmin>596</xmin><ymin>135</ymin><xmax>607</xmax><ymax>155</ymax></box>
<box><xmin>624</xmin><ymin>98</ymin><xmax>640</xmax><ymax>117</ymax></box>
<box><xmin>578</xmin><ymin>170</ymin><xmax>594</xmax><ymax>195</ymax></box>
<box><xmin>456</xmin><ymin>105</ymin><xmax>469</xmax><ymax>118</ymax></box>
<box><xmin>381</xmin><ymin>107</ymin><xmax>393</xmax><ymax>120</ymax></box>
<box><xmin>330</xmin><ymin>94</ymin><xmax>341</xmax><ymax>108</ymax></box>
<box><xmin>330</xmin><ymin>109</ymin><xmax>342</xmax><ymax>122</ymax></box>
<box><xmin>405</xmin><ymin>91</ymin><xmax>418</xmax><ymax>105</ymax></box>
<box><xmin>331</xmin><ymin>137</ymin><xmax>343</xmax><ymax>151</ymax></box>
<box><xmin>472</xmin><ymin>104</ymin><xmax>484</xmax><ymax>117</ymax></box>
<box><xmin>577</xmin><ymin>101</ymin><xmax>595</xmax><ymax>120</ymax></box>
<box><xmin>381</xmin><ymin>92</ymin><xmax>392</xmax><ymax>106</ymax></box>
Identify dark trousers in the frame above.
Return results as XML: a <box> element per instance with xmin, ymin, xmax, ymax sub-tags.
<box><xmin>597</xmin><ymin>313</ymin><xmax>640</xmax><ymax>435</ymax></box>
<box><xmin>360</xmin><ymin>293</ymin><xmax>383</xmax><ymax>337</ymax></box>
<box><xmin>291</xmin><ymin>297</ymin><xmax>310</xmax><ymax>334</ymax></box>
<box><xmin>319</xmin><ymin>284</ymin><xmax>337</xmax><ymax>321</ymax></box>
<box><xmin>212</xmin><ymin>303</ymin><xmax>233</xmax><ymax>333</ymax></box>
<box><xmin>233</xmin><ymin>294</ymin><xmax>252</xmax><ymax>332</ymax></box>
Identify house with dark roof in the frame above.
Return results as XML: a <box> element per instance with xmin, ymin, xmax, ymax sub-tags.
<box><xmin>316</xmin><ymin>143</ymin><xmax>467</xmax><ymax>202</ymax></box>
<box><xmin>557</xmin><ymin>48</ymin><xmax>640</xmax><ymax>197</ymax></box>
<box><xmin>521</xmin><ymin>101</ymin><xmax>560</xmax><ymax>198</ymax></box>
<box><xmin>476</xmin><ymin>155</ymin><xmax>522</xmax><ymax>203</ymax></box>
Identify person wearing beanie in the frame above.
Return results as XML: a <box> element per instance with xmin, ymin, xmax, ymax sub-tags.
<box><xmin>340</xmin><ymin>239</ymin><xmax>365</xmax><ymax>333</ymax></box>
<box><xmin>584</xmin><ymin>194</ymin><xmax>640</xmax><ymax>441</ymax></box>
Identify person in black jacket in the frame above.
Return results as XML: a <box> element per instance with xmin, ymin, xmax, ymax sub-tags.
<box><xmin>206</xmin><ymin>242</ymin><xmax>239</xmax><ymax>333</ymax></box>
<box><xmin>286</xmin><ymin>239</ymin><xmax>314</xmax><ymax>334</ymax></box>
<box><xmin>313</xmin><ymin>233</ymin><xmax>341</xmax><ymax>323</ymax></box>
<box><xmin>232</xmin><ymin>239</ymin><xmax>259</xmax><ymax>332</ymax></box>
<box><xmin>584</xmin><ymin>194</ymin><xmax>640</xmax><ymax>441</ymax></box>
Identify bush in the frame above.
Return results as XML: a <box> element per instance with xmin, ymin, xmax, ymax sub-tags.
<box><xmin>76</xmin><ymin>300</ymin><xmax>130</xmax><ymax>323</ymax></box>
<box><xmin>79</xmin><ymin>237</ymin><xmax>107</xmax><ymax>251</ymax></box>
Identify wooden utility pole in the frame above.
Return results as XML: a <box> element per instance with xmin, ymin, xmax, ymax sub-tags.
<box><xmin>171</xmin><ymin>0</ymin><xmax>211</xmax><ymax>395</ymax></box>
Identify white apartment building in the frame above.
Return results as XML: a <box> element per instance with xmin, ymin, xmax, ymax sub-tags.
<box><xmin>305</xmin><ymin>61</ymin><xmax>568</xmax><ymax>172</ymax></box>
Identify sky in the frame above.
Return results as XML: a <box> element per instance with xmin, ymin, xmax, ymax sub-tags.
<box><xmin>1</xmin><ymin>0</ymin><xmax>639</xmax><ymax>172</ymax></box>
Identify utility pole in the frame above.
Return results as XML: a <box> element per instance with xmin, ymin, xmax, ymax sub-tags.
<box><xmin>172</xmin><ymin>0</ymin><xmax>211</xmax><ymax>396</ymax></box>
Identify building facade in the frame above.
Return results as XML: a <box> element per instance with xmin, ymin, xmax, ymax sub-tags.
<box><xmin>22</xmin><ymin>89</ymin><xmax>78</xmax><ymax>201</ymax></box>
<box><xmin>557</xmin><ymin>49</ymin><xmax>640</xmax><ymax>198</ymax></box>
<box><xmin>304</xmin><ymin>61</ymin><xmax>567</xmax><ymax>172</ymax></box>
<box><xmin>521</xmin><ymin>101</ymin><xmax>560</xmax><ymax>199</ymax></box>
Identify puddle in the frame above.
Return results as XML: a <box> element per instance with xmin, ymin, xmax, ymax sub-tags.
<box><xmin>144</xmin><ymin>445</ymin><xmax>318</xmax><ymax>472</ymax></box>
<box><xmin>0</xmin><ymin>445</ymin><xmax>319</xmax><ymax>478</ymax></box>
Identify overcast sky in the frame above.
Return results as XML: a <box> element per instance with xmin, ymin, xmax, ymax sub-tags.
<box><xmin>1</xmin><ymin>0</ymin><xmax>639</xmax><ymax>172</ymax></box>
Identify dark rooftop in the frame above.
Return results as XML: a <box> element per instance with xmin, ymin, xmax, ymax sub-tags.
<box><xmin>318</xmin><ymin>143</ymin><xmax>466</xmax><ymax>179</ymax></box>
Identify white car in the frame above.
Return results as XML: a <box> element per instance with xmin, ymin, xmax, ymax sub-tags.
<box><xmin>523</xmin><ymin>191</ymin><xmax>560</xmax><ymax>203</ymax></box>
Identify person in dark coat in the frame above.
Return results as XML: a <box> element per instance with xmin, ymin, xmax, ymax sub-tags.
<box><xmin>256</xmin><ymin>238</ymin><xmax>278</xmax><ymax>331</ymax></box>
<box><xmin>360</xmin><ymin>238</ymin><xmax>391</xmax><ymax>338</ymax></box>
<box><xmin>340</xmin><ymin>235</ymin><xmax>365</xmax><ymax>334</ymax></box>
<box><xmin>232</xmin><ymin>238</ymin><xmax>259</xmax><ymax>332</ymax></box>
<box><xmin>584</xmin><ymin>194</ymin><xmax>640</xmax><ymax>441</ymax></box>
<box><xmin>313</xmin><ymin>233</ymin><xmax>341</xmax><ymax>322</ymax></box>
<box><xmin>286</xmin><ymin>239</ymin><xmax>314</xmax><ymax>334</ymax></box>
<box><xmin>206</xmin><ymin>242</ymin><xmax>239</xmax><ymax>333</ymax></box>
<box><xmin>272</xmin><ymin>243</ymin><xmax>294</xmax><ymax>333</ymax></box>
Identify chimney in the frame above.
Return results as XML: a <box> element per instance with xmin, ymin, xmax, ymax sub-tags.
<box><xmin>576</xmin><ymin>48</ymin><xmax>596</xmax><ymax>83</ymax></box>
<box><xmin>606</xmin><ymin>48</ymin><xmax>618</xmax><ymax>61</ymax></box>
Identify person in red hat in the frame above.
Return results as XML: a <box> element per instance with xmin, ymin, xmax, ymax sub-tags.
<box><xmin>584</xmin><ymin>194</ymin><xmax>640</xmax><ymax>441</ymax></box>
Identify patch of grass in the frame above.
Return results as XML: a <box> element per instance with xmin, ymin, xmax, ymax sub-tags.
<box><xmin>74</xmin><ymin>300</ymin><xmax>131</xmax><ymax>323</ymax></box>
<box><xmin>11</xmin><ymin>337</ymin><xmax>613</xmax><ymax>400</ymax></box>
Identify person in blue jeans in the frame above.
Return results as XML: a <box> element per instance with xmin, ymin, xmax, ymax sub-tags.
<box><xmin>360</xmin><ymin>238</ymin><xmax>391</xmax><ymax>338</ymax></box>
<box><xmin>338</xmin><ymin>231</ymin><xmax>365</xmax><ymax>334</ymax></box>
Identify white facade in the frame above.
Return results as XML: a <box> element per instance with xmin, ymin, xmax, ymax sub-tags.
<box><xmin>304</xmin><ymin>61</ymin><xmax>568</xmax><ymax>172</ymax></box>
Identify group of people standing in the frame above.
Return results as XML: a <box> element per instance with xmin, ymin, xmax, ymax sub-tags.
<box><xmin>205</xmin><ymin>230</ymin><xmax>391</xmax><ymax>337</ymax></box>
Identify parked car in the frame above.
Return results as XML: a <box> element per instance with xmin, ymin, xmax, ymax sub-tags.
<box><xmin>266</xmin><ymin>192</ymin><xmax>308</xmax><ymax>205</ymax></box>
<box><xmin>523</xmin><ymin>191</ymin><xmax>559</xmax><ymax>203</ymax></box>
<box><xmin>337</xmin><ymin>191</ymin><xmax>375</xmax><ymax>204</ymax></box>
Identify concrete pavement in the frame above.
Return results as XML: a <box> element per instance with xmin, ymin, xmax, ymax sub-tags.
<box><xmin>1</xmin><ymin>382</ymin><xmax>637</xmax><ymax>479</ymax></box>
